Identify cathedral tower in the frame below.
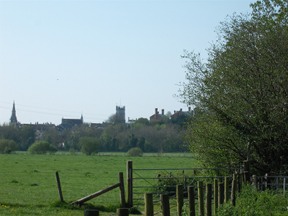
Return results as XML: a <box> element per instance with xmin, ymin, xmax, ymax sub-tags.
<box><xmin>115</xmin><ymin>106</ymin><xmax>125</xmax><ymax>124</ymax></box>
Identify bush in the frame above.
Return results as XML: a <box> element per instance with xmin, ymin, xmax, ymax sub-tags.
<box><xmin>154</xmin><ymin>171</ymin><xmax>198</xmax><ymax>195</ymax></box>
<box><xmin>127</xmin><ymin>147</ymin><xmax>143</xmax><ymax>157</ymax></box>
<box><xmin>79</xmin><ymin>137</ymin><xmax>99</xmax><ymax>155</ymax></box>
<box><xmin>217</xmin><ymin>185</ymin><xmax>288</xmax><ymax>216</ymax></box>
<box><xmin>28</xmin><ymin>141</ymin><xmax>57</xmax><ymax>154</ymax></box>
<box><xmin>0</xmin><ymin>139</ymin><xmax>18</xmax><ymax>153</ymax></box>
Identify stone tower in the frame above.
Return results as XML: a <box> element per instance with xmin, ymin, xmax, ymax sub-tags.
<box><xmin>10</xmin><ymin>101</ymin><xmax>18</xmax><ymax>125</ymax></box>
<box><xmin>115</xmin><ymin>106</ymin><xmax>125</xmax><ymax>124</ymax></box>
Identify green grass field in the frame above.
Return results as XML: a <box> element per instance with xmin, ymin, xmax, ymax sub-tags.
<box><xmin>0</xmin><ymin>152</ymin><xmax>196</xmax><ymax>215</ymax></box>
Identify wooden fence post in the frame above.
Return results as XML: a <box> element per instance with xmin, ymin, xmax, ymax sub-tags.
<box><xmin>176</xmin><ymin>185</ymin><xmax>184</xmax><ymax>216</ymax></box>
<box><xmin>283</xmin><ymin>178</ymin><xmax>286</xmax><ymax>196</ymax></box>
<box><xmin>127</xmin><ymin>160</ymin><xmax>133</xmax><ymax>207</ymax></box>
<box><xmin>206</xmin><ymin>183</ymin><xmax>212</xmax><ymax>216</ymax></box>
<box><xmin>117</xmin><ymin>208</ymin><xmax>129</xmax><ymax>216</ymax></box>
<box><xmin>198</xmin><ymin>181</ymin><xmax>204</xmax><ymax>216</ymax></box>
<box><xmin>214</xmin><ymin>179</ymin><xmax>218</xmax><ymax>215</ymax></box>
<box><xmin>188</xmin><ymin>186</ymin><xmax>195</xmax><ymax>216</ymax></box>
<box><xmin>264</xmin><ymin>173</ymin><xmax>268</xmax><ymax>190</ymax></box>
<box><xmin>55</xmin><ymin>171</ymin><xmax>64</xmax><ymax>202</ymax></box>
<box><xmin>161</xmin><ymin>194</ymin><xmax>170</xmax><ymax>216</ymax></box>
<box><xmin>84</xmin><ymin>209</ymin><xmax>99</xmax><ymax>216</ymax></box>
<box><xmin>144</xmin><ymin>193</ymin><xmax>154</xmax><ymax>216</ymax></box>
<box><xmin>237</xmin><ymin>173</ymin><xmax>242</xmax><ymax>193</ymax></box>
<box><xmin>231</xmin><ymin>174</ymin><xmax>237</xmax><ymax>206</ymax></box>
<box><xmin>224</xmin><ymin>177</ymin><xmax>229</xmax><ymax>203</ymax></box>
<box><xmin>218</xmin><ymin>182</ymin><xmax>224</xmax><ymax>206</ymax></box>
<box><xmin>243</xmin><ymin>160</ymin><xmax>250</xmax><ymax>183</ymax></box>
<box><xmin>119</xmin><ymin>172</ymin><xmax>126</xmax><ymax>207</ymax></box>
<box><xmin>252</xmin><ymin>175</ymin><xmax>257</xmax><ymax>189</ymax></box>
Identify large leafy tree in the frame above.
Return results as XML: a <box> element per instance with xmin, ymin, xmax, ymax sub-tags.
<box><xmin>181</xmin><ymin>0</ymin><xmax>288</xmax><ymax>174</ymax></box>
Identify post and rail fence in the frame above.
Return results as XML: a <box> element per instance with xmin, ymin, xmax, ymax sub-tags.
<box><xmin>126</xmin><ymin>160</ymin><xmax>235</xmax><ymax>208</ymax></box>
<box><xmin>141</xmin><ymin>174</ymin><xmax>239</xmax><ymax>216</ymax></box>
<box><xmin>126</xmin><ymin>160</ymin><xmax>288</xmax><ymax>215</ymax></box>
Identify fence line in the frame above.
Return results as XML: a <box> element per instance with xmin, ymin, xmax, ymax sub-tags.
<box><xmin>126</xmin><ymin>160</ymin><xmax>234</xmax><ymax>207</ymax></box>
<box><xmin>142</xmin><ymin>173</ymin><xmax>288</xmax><ymax>216</ymax></box>
<box><xmin>143</xmin><ymin>178</ymin><xmax>232</xmax><ymax>216</ymax></box>
<box><xmin>127</xmin><ymin>160</ymin><xmax>288</xmax><ymax>215</ymax></box>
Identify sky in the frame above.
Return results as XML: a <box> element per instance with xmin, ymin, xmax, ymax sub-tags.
<box><xmin>0</xmin><ymin>0</ymin><xmax>255</xmax><ymax>125</ymax></box>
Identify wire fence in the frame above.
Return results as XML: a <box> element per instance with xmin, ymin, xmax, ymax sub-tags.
<box><xmin>131</xmin><ymin>167</ymin><xmax>232</xmax><ymax>207</ymax></box>
<box><xmin>252</xmin><ymin>175</ymin><xmax>288</xmax><ymax>194</ymax></box>
<box><xmin>130</xmin><ymin>164</ymin><xmax>288</xmax><ymax>215</ymax></box>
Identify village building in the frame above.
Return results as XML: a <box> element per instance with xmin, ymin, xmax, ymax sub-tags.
<box><xmin>170</xmin><ymin>107</ymin><xmax>193</xmax><ymax>125</ymax></box>
<box><xmin>59</xmin><ymin>115</ymin><xmax>84</xmax><ymax>129</ymax></box>
<box><xmin>149</xmin><ymin>108</ymin><xmax>168</xmax><ymax>124</ymax></box>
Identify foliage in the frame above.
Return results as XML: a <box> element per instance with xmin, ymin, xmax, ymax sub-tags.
<box><xmin>79</xmin><ymin>136</ymin><xmax>99</xmax><ymax>155</ymax></box>
<box><xmin>28</xmin><ymin>141</ymin><xmax>57</xmax><ymax>154</ymax></box>
<box><xmin>98</xmin><ymin>123</ymin><xmax>185</xmax><ymax>153</ymax></box>
<box><xmin>218</xmin><ymin>185</ymin><xmax>288</xmax><ymax>216</ymax></box>
<box><xmin>155</xmin><ymin>171</ymin><xmax>184</xmax><ymax>195</ymax></box>
<box><xmin>0</xmin><ymin>125</ymin><xmax>35</xmax><ymax>150</ymax></box>
<box><xmin>127</xmin><ymin>147</ymin><xmax>143</xmax><ymax>157</ymax></box>
<box><xmin>180</xmin><ymin>0</ymin><xmax>288</xmax><ymax>174</ymax></box>
<box><xmin>0</xmin><ymin>139</ymin><xmax>18</xmax><ymax>153</ymax></box>
<box><xmin>106</xmin><ymin>114</ymin><xmax>116</xmax><ymax>124</ymax></box>
<box><xmin>186</xmin><ymin>111</ymin><xmax>247</xmax><ymax>172</ymax></box>
<box><xmin>134</xmin><ymin>117</ymin><xmax>149</xmax><ymax>126</ymax></box>
<box><xmin>154</xmin><ymin>171</ymin><xmax>200</xmax><ymax>195</ymax></box>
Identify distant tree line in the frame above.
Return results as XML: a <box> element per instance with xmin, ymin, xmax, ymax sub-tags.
<box><xmin>0</xmin><ymin>117</ymin><xmax>188</xmax><ymax>155</ymax></box>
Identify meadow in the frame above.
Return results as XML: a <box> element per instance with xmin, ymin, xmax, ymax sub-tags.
<box><xmin>0</xmin><ymin>152</ymin><xmax>196</xmax><ymax>215</ymax></box>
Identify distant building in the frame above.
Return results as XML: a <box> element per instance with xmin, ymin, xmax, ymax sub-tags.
<box><xmin>10</xmin><ymin>101</ymin><xmax>19</xmax><ymax>126</ymax></box>
<box><xmin>150</xmin><ymin>108</ymin><xmax>168</xmax><ymax>123</ymax></box>
<box><xmin>170</xmin><ymin>107</ymin><xmax>193</xmax><ymax>125</ymax></box>
<box><xmin>60</xmin><ymin>115</ymin><xmax>84</xmax><ymax>129</ymax></box>
<box><xmin>115</xmin><ymin>106</ymin><xmax>125</xmax><ymax>124</ymax></box>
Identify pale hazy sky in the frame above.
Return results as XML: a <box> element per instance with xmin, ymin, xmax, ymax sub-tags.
<box><xmin>0</xmin><ymin>0</ymin><xmax>254</xmax><ymax>125</ymax></box>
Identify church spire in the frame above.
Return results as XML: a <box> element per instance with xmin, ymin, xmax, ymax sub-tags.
<box><xmin>10</xmin><ymin>101</ymin><xmax>18</xmax><ymax>125</ymax></box>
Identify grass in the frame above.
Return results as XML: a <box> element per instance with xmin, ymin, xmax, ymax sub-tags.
<box><xmin>0</xmin><ymin>152</ymin><xmax>197</xmax><ymax>215</ymax></box>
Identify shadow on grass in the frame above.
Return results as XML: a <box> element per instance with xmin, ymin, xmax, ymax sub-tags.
<box><xmin>51</xmin><ymin>201</ymin><xmax>141</xmax><ymax>214</ymax></box>
<box><xmin>0</xmin><ymin>202</ymin><xmax>46</xmax><ymax>208</ymax></box>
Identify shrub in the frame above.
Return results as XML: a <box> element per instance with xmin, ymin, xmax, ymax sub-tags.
<box><xmin>0</xmin><ymin>139</ymin><xmax>18</xmax><ymax>153</ymax></box>
<box><xmin>154</xmin><ymin>171</ymin><xmax>197</xmax><ymax>195</ymax></box>
<box><xmin>217</xmin><ymin>185</ymin><xmax>288</xmax><ymax>215</ymax></box>
<box><xmin>28</xmin><ymin>141</ymin><xmax>57</xmax><ymax>154</ymax></box>
<box><xmin>127</xmin><ymin>147</ymin><xmax>143</xmax><ymax>157</ymax></box>
<box><xmin>79</xmin><ymin>137</ymin><xmax>99</xmax><ymax>155</ymax></box>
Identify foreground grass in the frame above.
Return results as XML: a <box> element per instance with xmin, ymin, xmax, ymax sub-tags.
<box><xmin>0</xmin><ymin>152</ymin><xmax>196</xmax><ymax>215</ymax></box>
